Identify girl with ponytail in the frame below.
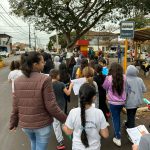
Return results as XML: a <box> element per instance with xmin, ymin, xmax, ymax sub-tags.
<box><xmin>63</xmin><ymin>83</ymin><xmax>109</xmax><ymax>150</ymax></box>
<box><xmin>82</xmin><ymin>66</ymin><xmax>99</xmax><ymax>108</ymax></box>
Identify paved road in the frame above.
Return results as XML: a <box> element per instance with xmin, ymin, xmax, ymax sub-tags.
<box><xmin>0</xmin><ymin>56</ymin><xmax>133</xmax><ymax>150</ymax></box>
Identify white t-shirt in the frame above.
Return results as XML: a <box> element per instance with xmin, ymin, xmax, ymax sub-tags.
<box><xmin>8</xmin><ymin>70</ymin><xmax>23</xmax><ymax>92</ymax></box>
<box><xmin>65</xmin><ymin>107</ymin><xmax>108</xmax><ymax>150</ymax></box>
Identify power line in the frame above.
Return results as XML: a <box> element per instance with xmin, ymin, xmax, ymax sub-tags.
<box><xmin>0</xmin><ymin>4</ymin><xmax>28</xmax><ymax>35</ymax></box>
<box><xmin>0</xmin><ymin>13</ymin><xmax>28</xmax><ymax>37</ymax></box>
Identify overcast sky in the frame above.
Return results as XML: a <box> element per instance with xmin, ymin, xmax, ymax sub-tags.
<box><xmin>0</xmin><ymin>0</ymin><xmax>51</xmax><ymax>49</ymax></box>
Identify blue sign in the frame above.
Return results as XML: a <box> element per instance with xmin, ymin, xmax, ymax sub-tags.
<box><xmin>120</xmin><ymin>21</ymin><xmax>135</xmax><ymax>39</ymax></box>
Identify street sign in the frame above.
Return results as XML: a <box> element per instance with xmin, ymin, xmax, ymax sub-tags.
<box><xmin>120</xmin><ymin>21</ymin><xmax>135</xmax><ymax>39</ymax></box>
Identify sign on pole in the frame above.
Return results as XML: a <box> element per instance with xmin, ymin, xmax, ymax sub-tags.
<box><xmin>120</xmin><ymin>21</ymin><xmax>135</xmax><ymax>39</ymax></box>
<box><xmin>120</xmin><ymin>21</ymin><xmax>134</xmax><ymax>73</ymax></box>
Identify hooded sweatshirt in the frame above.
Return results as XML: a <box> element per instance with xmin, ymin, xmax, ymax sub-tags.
<box><xmin>125</xmin><ymin>65</ymin><xmax>146</xmax><ymax>109</ymax></box>
<box><xmin>72</xmin><ymin>58</ymin><xmax>81</xmax><ymax>79</ymax></box>
<box><xmin>54</xmin><ymin>56</ymin><xmax>61</xmax><ymax>70</ymax></box>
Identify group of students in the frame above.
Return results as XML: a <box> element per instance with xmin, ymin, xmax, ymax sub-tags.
<box><xmin>8</xmin><ymin>51</ymin><xmax>149</xmax><ymax>150</ymax></box>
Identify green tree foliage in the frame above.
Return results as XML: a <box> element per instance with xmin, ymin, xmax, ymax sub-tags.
<box><xmin>128</xmin><ymin>16</ymin><xmax>150</xmax><ymax>29</ymax></box>
<box><xmin>9</xmin><ymin>0</ymin><xmax>150</xmax><ymax>49</ymax></box>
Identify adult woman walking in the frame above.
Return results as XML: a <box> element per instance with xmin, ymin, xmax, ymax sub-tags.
<box><xmin>103</xmin><ymin>62</ymin><xmax>126</xmax><ymax>147</ymax></box>
<box><xmin>9</xmin><ymin>51</ymin><xmax>67</xmax><ymax>150</ymax></box>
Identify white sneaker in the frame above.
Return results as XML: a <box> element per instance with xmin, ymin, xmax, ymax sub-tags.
<box><xmin>113</xmin><ymin>137</ymin><xmax>121</xmax><ymax>147</ymax></box>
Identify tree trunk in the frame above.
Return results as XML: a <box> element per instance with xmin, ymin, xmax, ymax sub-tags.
<box><xmin>65</xmin><ymin>32</ymin><xmax>76</xmax><ymax>51</ymax></box>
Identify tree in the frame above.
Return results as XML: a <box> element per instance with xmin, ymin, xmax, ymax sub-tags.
<box><xmin>9</xmin><ymin>0</ymin><xmax>150</xmax><ymax>50</ymax></box>
<box><xmin>128</xmin><ymin>16</ymin><xmax>150</xmax><ymax>29</ymax></box>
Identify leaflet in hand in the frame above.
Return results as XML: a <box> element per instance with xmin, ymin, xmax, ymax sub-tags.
<box><xmin>126</xmin><ymin>125</ymin><xmax>149</xmax><ymax>145</ymax></box>
<box><xmin>71</xmin><ymin>78</ymin><xmax>86</xmax><ymax>95</ymax></box>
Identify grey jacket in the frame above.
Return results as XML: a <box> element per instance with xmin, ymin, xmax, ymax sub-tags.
<box><xmin>125</xmin><ymin>65</ymin><xmax>146</xmax><ymax>109</ymax></box>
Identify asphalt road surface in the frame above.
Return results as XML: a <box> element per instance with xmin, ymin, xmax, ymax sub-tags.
<box><xmin>0</xmin><ymin>56</ymin><xmax>133</xmax><ymax>150</ymax></box>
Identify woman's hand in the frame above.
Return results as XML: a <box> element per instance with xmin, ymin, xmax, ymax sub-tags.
<box><xmin>132</xmin><ymin>144</ymin><xmax>138</xmax><ymax>150</ymax></box>
<box><xmin>70</xmin><ymin>82</ymin><xmax>74</xmax><ymax>89</ymax></box>
<box><xmin>10</xmin><ymin>127</ymin><xmax>17</xmax><ymax>132</ymax></box>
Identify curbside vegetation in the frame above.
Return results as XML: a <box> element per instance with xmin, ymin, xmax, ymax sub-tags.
<box><xmin>0</xmin><ymin>56</ymin><xmax>5</xmax><ymax>68</ymax></box>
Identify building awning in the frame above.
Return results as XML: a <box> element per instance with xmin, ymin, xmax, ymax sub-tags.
<box><xmin>0</xmin><ymin>34</ymin><xmax>11</xmax><ymax>38</ymax></box>
<box><xmin>134</xmin><ymin>28</ymin><xmax>150</xmax><ymax>41</ymax></box>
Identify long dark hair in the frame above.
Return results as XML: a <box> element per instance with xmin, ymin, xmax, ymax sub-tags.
<box><xmin>67</xmin><ymin>56</ymin><xmax>76</xmax><ymax>67</ymax></box>
<box><xmin>59</xmin><ymin>63</ymin><xmax>70</xmax><ymax>83</ymax></box>
<box><xmin>81</xmin><ymin>58</ymin><xmax>88</xmax><ymax>71</ymax></box>
<box><xmin>79</xmin><ymin>83</ymin><xmax>96</xmax><ymax>148</ymax></box>
<box><xmin>94</xmin><ymin>64</ymin><xmax>105</xmax><ymax>80</ymax></box>
<box><xmin>20</xmin><ymin>51</ymin><xmax>42</xmax><ymax>78</ymax></box>
<box><xmin>10</xmin><ymin>60</ymin><xmax>20</xmax><ymax>71</ymax></box>
<box><xmin>109</xmin><ymin>62</ymin><xmax>124</xmax><ymax>96</ymax></box>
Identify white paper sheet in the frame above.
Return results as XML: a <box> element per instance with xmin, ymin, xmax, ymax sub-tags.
<box><xmin>126</xmin><ymin>125</ymin><xmax>149</xmax><ymax>145</ymax></box>
<box><xmin>71</xmin><ymin>78</ymin><xmax>86</xmax><ymax>95</ymax></box>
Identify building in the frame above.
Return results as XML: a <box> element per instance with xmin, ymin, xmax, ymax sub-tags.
<box><xmin>0</xmin><ymin>34</ymin><xmax>12</xmax><ymax>52</ymax></box>
<box><xmin>84</xmin><ymin>31</ymin><xmax>118</xmax><ymax>51</ymax></box>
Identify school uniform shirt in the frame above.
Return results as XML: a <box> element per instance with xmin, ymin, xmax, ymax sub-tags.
<box><xmin>8</xmin><ymin>70</ymin><xmax>23</xmax><ymax>92</ymax></box>
<box><xmin>65</xmin><ymin>107</ymin><xmax>108</xmax><ymax>150</ymax></box>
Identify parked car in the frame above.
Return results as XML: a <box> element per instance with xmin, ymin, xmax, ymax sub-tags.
<box><xmin>0</xmin><ymin>51</ymin><xmax>9</xmax><ymax>58</ymax></box>
<box><xmin>14</xmin><ymin>50</ymin><xmax>25</xmax><ymax>55</ymax></box>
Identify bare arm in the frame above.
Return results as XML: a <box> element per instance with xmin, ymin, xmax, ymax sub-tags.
<box><xmin>100</xmin><ymin>127</ymin><xmax>109</xmax><ymax>139</ymax></box>
<box><xmin>63</xmin><ymin>124</ymin><xmax>73</xmax><ymax>135</ymax></box>
<box><xmin>63</xmin><ymin>83</ymin><xmax>73</xmax><ymax>96</ymax></box>
<box><xmin>132</xmin><ymin>144</ymin><xmax>138</xmax><ymax>150</ymax></box>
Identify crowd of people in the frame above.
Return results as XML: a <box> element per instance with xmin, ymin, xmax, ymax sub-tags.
<box><xmin>8</xmin><ymin>50</ymin><xmax>149</xmax><ymax>150</ymax></box>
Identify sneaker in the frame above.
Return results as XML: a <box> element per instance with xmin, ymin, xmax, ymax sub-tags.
<box><xmin>57</xmin><ymin>141</ymin><xmax>65</xmax><ymax>150</ymax></box>
<box><xmin>113</xmin><ymin>137</ymin><xmax>121</xmax><ymax>147</ymax></box>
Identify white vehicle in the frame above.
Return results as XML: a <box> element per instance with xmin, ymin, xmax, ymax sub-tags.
<box><xmin>15</xmin><ymin>50</ymin><xmax>25</xmax><ymax>55</ymax></box>
<box><xmin>0</xmin><ymin>51</ymin><xmax>9</xmax><ymax>57</ymax></box>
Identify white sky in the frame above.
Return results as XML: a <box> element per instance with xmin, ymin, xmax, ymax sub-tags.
<box><xmin>0</xmin><ymin>0</ymin><xmax>51</xmax><ymax>49</ymax></box>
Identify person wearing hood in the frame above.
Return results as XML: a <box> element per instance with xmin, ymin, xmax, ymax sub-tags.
<box><xmin>125</xmin><ymin>65</ymin><xmax>147</xmax><ymax>128</ymax></box>
<box><xmin>72</xmin><ymin>58</ymin><xmax>81</xmax><ymax>79</ymax></box>
<box><xmin>41</xmin><ymin>52</ymin><xmax>54</xmax><ymax>74</ymax></box>
<box><xmin>54</xmin><ymin>56</ymin><xmax>61</xmax><ymax>70</ymax></box>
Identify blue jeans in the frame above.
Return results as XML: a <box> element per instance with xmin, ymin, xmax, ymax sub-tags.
<box><xmin>22</xmin><ymin>126</ymin><xmax>51</xmax><ymax>150</ymax></box>
<box><xmin>109</xmin><ymin>104</ymin><xmax>123</xmax><ymax>139</ymax></box>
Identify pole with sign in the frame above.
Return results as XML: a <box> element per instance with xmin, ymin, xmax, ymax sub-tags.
<box><xmin>120</xmin><ymin>21</ymin><xmax>135</xmax><ymax>72</ymax></box>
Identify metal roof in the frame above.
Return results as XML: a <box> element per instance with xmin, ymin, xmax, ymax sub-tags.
<box><xmin>134</xmin><ymin>28</ymin><xmax>150</xmax><ymax>41</ymax></box>
<box><xmin>0</xmin><ymin>34</ymin><xmax>11</xmax><ymax>38</ymax></box>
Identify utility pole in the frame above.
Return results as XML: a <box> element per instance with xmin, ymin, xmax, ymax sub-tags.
<box><xmin>29</xmin><ymin>23</ymin><xmax>31</xmax><ymax>48</ymax></box>
<box><xmin>56</xmin><ymin>30</ymin><xmax>59</xmax><ymax>53</ymax></box>
<box><xmin>34</xmin><ymin>29</ymin><xmax>37</xmax><ymax>51</ymax></box>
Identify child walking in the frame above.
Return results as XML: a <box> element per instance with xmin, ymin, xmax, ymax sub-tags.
<box><xmin>125</xmin><ymin>65</ymin><xmax>146</xmax><ymax>128</ymax></box>
<box><xmin>50</xmin><ymin>69</ymin><xmax>73</xmax><ymax>150</ymax></box>
<box><xmin>99</xmin><ymin>59</ymin><xmax>108</xmax><ymax>76</ymax></box>
<box><xmin>103</xmin><ymin>62</ymin><xmax>126</xmax><ymax>147</ymax></box>
<box><xmin>63</xmin><ymin>83</ymin><xmax>109</xmax><ymax>150</ymax></box>
<box><xmin>82</xmin><ymin>66</ymin><xmax>99</xmax><ymax>108</ymax></box>
<box><xmin>8</xmin><ymin>60</ymin><xmax>23</xmax><ymax>92</ymax></box>
<box><xmin>94</xmin><ymin>64</ymin><xmax>110</xmax><ymax>121</ymax></box>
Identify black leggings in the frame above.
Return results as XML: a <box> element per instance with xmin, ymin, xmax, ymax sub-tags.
<box><xmin>99</xmin><ymin>99</ymin><xmax>110</xmax><ymax>121</ymax></box>
<box><xmin>126</xmin><ymin>108</ymin><xmax>137</xmax><ymax>128</ymax></box>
